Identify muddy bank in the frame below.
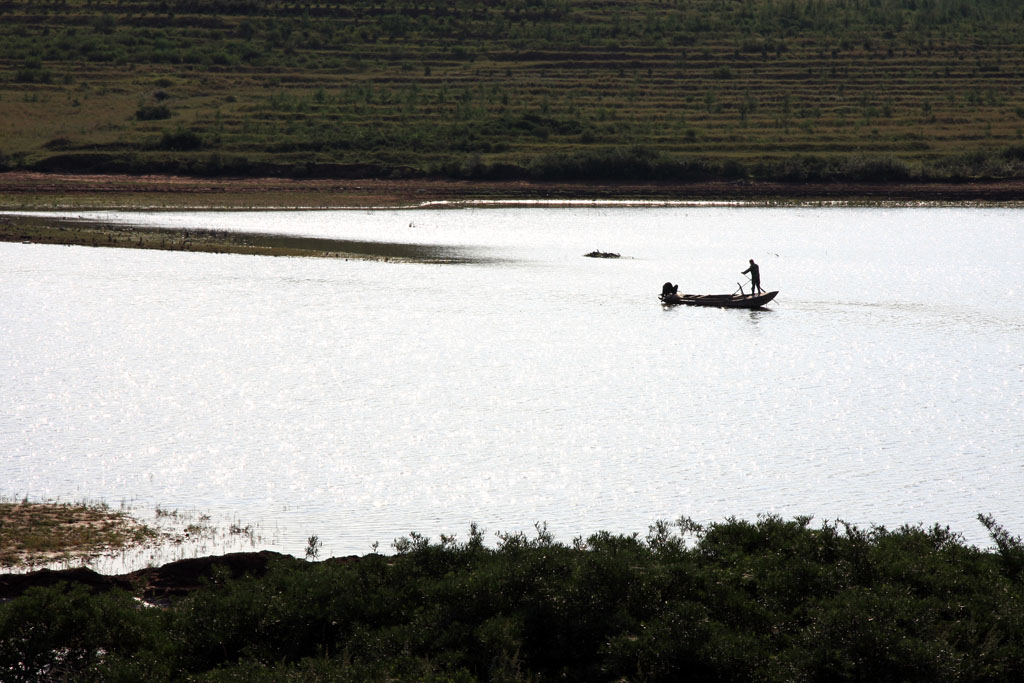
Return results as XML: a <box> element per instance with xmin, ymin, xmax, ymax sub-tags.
<box><xmin>2</xmin><ymin>171</ymin><xmax>1024</xmax><ymax>208</ymax></box>
<box><xmin>0</xmin><ymin>551</ymin><xmax>357</xmax><ymax>606</ymax></box>
<box><xmin>0</xmin><ymin>213</ymin><xmax>475</xmax><ymax>262</ymax></box>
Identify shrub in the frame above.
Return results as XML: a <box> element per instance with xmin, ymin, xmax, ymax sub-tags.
<box><xmin>135</xmin><ymin>104</ymin><xmax>171</xmax><ymax>121</ymax></box>
<box><xmin>0</xmin><ymin>584</ymin><xmax>155</xmax><ymax>681</ymax></box>
<box><xmin>159</xmin><ymin>128</ymin><xmax>204</xmax><ymax>151</ymax></box>
<box><xmin>839</xmin><ymin>155</ymin><xmax>913</xmax><ymax>182</ymax></box>
<box><xmin>979</xmin><ymin>513</ymin><xmax>1024</xmax><ymax>579</ymax></box>
<box><xmin>14</xmin><ymin>57</ymin><xmax>52</xmax><ymax>83</ymax></box>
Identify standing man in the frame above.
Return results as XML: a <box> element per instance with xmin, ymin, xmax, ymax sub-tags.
<box><xmin>742</xmin><ymin>259</ymin><xmax>762</xmax><ymax>295</ymax></box>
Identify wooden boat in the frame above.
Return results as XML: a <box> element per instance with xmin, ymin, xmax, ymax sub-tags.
<box><xmin>660</xmin><ymin>290</ymin><xmax>778</xmax><ymax>309</ymax></box>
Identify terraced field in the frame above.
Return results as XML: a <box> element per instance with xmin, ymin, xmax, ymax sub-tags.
<box><xmin>1</xmin><ymin>0</ymin><xmax>1022</xmax><ymax>180</ymax></box>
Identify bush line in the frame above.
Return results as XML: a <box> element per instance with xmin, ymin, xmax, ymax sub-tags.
<box><xmin>13</xmin><ymin>145</ymin><xmax>1024</xmax><ymax>184</ymax></box>
<box><xmin>2</xmin><ymin>515</ymin><xmax>1023</xmax><ymax>681</ymax></box>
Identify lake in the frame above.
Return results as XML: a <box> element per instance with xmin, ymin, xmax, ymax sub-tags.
<box><xmin>2</xmin><ymin>206</ymin><xmax>1021</xmax><ymax>563</ymax></box>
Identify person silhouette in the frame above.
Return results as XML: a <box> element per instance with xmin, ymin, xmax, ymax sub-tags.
<box><xmin>741</xmin><ymin>259</ymin><xmax>762</xmax><ymax>295</ymax></box>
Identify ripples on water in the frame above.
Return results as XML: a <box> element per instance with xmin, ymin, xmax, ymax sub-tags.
<box><xmin>1</xmin><ymin>207</ymin><xmax>1022</xmax><ymax>563</ymax></box>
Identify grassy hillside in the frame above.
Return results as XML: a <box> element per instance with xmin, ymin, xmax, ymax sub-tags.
<box><xmin>1</xmin><ymin>0</ymin><xmax>1023</xmax><ymax>181</ymax></box>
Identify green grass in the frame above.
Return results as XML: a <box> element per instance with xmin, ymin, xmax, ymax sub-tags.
<box><xmin>0</xmin><ymin>498</ymin><xmax>159</xmax><ymax>568</ymax></box>
<box><xmin>1</xmin><ymin>0</ymin><xmax>1023</xmax><ymax>181</ymax></box>
<box><xmin>0</xmin><ymin>496</ymin><xmax>270</xmax><ymax>569</ymax></box>
<box><xmin>2</xmin><ymin>515</ymin><xmax>1023</xmax><ymax>680</ymax></box>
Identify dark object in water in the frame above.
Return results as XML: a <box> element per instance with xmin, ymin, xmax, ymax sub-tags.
<box><xmin>584</xmin><ymin>250</ymin><xmax>620</xmax><ymax>258</ymax></box>
<box><xmin>660</xmin><ymin>290</ymin><xmax>778</xmax><ymax>309</ymax></box>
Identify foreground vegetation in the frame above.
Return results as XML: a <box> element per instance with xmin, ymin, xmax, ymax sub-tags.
<box><xmin>1</xmin><ymin>0</ymin><xmax>1024</xmax><ymax>183</ymax></box>
<box><xmin>2</xmin><ymin>515</ymin><xmax>1023</xmax><ymax>681</ymax></box>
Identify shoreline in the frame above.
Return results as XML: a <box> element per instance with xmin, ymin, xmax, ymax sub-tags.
<box><xmin>0</xmin><ymin>549</ymin><xmax>303</xmax><ymax>606</ymax></box>
<box><xmin>5</xmin><ymin>172</ymin><xmax>1020</xmax><ymax>259</ymax></box>
<box><xmin>3</xmin><ymin>172</ymin><xmax>1024</xmax><ymax>210</ymax></box>
<box><xmin>0</xmin><ymin>213</ymin><xmax>480</xmax><ymax>262</ymax></box>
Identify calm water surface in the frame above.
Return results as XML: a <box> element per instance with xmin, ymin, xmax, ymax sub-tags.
<box><xmin>2</xmin><ymin>207</ymin><xmax>1021</xmax><ymax>560</ymax></box>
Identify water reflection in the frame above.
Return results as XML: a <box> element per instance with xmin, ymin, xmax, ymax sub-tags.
<box><xmin>746</xmin><ymin>309</ymin><xmax>772</xmax><ymax>326</ymax></box>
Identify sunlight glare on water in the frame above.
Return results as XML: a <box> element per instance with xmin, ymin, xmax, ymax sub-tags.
<box><xmin>1</xmin><ymin>207</ymin><xmax>1021</xmax><ymax>562</ymax></box>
